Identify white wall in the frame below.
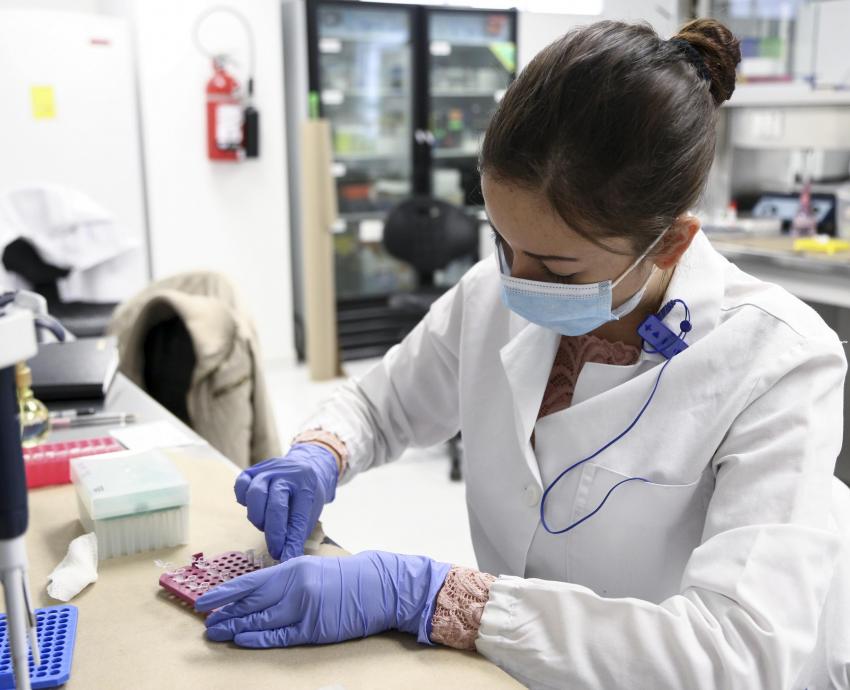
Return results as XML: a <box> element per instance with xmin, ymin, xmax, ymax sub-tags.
<box><xmin>519</xmin><ymin>0</ymin><xmax>683</xmax><ymax>68</ymax></box>
<box><xmin>0</xmin><ymin>0</ymin><xmax>98</xmax><ymax>10</ymax></box>
<box><xmin>104</xmin><ymin>0</ymin><xmax>295</xmax><ymax>363</ymax></box>
<box><xmin>0</xmin><ymin>8</ymin><xmax>149</xmax><ymax>300</ymax></box>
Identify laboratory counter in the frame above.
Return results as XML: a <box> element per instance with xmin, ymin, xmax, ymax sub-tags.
<box><xmin>705</xmin><ymin>230</ymin><xmax>850</xmax><ymax>309</ymax></box>
<box><xmin>21</xmin><ymin>374</ymin><xmax>523</xmax><ymax>690</ymax></box>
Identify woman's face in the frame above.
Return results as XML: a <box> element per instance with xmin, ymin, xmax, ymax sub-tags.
<box><xmin>481</xmin><ymin>174</ymin><xmax>660</xmax><ymax>309</ymax></box>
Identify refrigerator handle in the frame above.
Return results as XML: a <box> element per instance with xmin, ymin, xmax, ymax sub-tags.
<box><xmin>414</xmin><ymin>129</ymin><xmax>435</xmax><ymax>146</ymax></box>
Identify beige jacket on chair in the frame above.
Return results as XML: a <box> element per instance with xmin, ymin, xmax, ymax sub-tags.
<box><xmin>108</xmin><ymin>271</ymin><xmax>281</xmax><ymax>468</ymax></box>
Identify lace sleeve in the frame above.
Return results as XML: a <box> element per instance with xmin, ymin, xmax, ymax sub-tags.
<box><xmin>430</xmin><ymin>565</ymin><xmax>497</xmax><ymax>650</ymax></box>
<box><xmin>292</xmin><ymin>429</ymin><xmax>349</xmax><ymax>474</ymax></box>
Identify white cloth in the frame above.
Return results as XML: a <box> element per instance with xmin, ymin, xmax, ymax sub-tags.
<box><xmin>303</xmin><ymin>232</ymin><xmax>850</xmax><ymax>688</ymax></box>
<box><xmin>46</xmin><ymin>532</ymin><xmax>98</xmax><ymax>602</ymax></box>
<box><xmin>0</xmin><ymin>185</ymin><xmax>140</xmax><ymax>302</ymax></box>
<box><xmin>55</xmin><ymin>249</ymin><xmax>146</xmax><ymax>303</ymax></box>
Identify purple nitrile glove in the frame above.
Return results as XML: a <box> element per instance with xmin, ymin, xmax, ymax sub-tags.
<box><xmin>196</xmin><ymin>551</ymin><xmax>452</xmax><ymax>648</ymax></box>
<box><xmin>234</xmin><ymin>443</ymin><xmax>338</xmax><ymax>561</ymax></box>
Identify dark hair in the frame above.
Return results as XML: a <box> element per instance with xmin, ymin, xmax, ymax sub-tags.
<box><xmin>479</xmin><ymin>19</ymin><xmax>741</xmax><ymax>255</ymax></box>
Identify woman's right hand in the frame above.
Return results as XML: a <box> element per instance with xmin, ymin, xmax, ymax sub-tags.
<box><xmin>234</xmin><ymin>444</ymin><xmax>339</xmax><ymax>561</ymax></box>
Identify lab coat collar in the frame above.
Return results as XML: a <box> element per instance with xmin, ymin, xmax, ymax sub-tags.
<box><xmin>640</xmin><ymin>230</ymin><xmax>723</xmax><ymax>361</ymax></box>
<box><xmin>497</xmin><ymin>230</ymin><xmax>724</xmax><ymax>485</ymax></box>
<box><xmin>499</xmin><ymin>313</ymin><xmax>560</xmax><ymax>486</ymax></box>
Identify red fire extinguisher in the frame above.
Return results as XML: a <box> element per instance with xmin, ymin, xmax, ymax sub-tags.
<box><xmin>206</xmin><ymin>56</ymin><xmax>243</xmax><ymax>161</ymax></box>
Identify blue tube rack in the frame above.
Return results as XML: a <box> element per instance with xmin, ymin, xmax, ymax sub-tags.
<box><xmin>0</xmin><ymin>605</ymin><xmax>77</xmax><ymax>689</ymax></box>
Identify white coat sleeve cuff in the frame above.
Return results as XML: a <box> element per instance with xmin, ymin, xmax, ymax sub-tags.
<box><xmin>475</xmin><ymin>576</ymin><xmax>536</xmax><ymax>684</ymax></box>
<box><xmin>477</xmin><ymin>576</ymin><xmax>521</xmax><ymax>642</ymax></box>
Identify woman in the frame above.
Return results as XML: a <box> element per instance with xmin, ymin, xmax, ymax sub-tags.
<box><xmin>197</xmin><ymin>18</ymin><xmax>850</xmax><ymax>688</ymax></box>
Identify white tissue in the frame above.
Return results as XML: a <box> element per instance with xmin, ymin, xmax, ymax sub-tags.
<box><xmin>47</xmin><ymin>532</ymin><xmax>98</xmax><ymax>601</ymax></box>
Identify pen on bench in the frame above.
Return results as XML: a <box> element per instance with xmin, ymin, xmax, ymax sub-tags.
<box><xmin>48</xmin><ymin>408</ymin><xmax>97</xmax><ymax>420</ymax></box>
<box><xmin>50</xmin><ymin>413</ymin><xmax>136</xmax><ymax>429</ymax></box>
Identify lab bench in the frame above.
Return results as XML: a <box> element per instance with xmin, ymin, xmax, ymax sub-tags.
<box><xmin>706</xmin><ymin>231</ymin><xmax>850</xmax><ymax>485</ymax></box>
<box><xmin>21</xmin><ymin>374</ymin><xmax>522</xmax><ymax>690</ymax></box>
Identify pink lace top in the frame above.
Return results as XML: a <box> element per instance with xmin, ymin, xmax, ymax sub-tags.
<box><xmin>298</xmin><ymin>333</ymin><xmax>640</xmax><ymax>650</ymax></box>
<box><xmin>539</xmin><ymin>333</ymin><xmax>641</xmax><ymax>418</ymax></box>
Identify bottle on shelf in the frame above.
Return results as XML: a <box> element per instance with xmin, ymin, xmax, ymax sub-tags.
<box><xmin>791</xmin><ymin>179</ymin><xmax>818</xmax><ymax>237</ymax></box>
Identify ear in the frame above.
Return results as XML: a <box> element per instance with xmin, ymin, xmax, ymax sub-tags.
<box><xmin>652</xmin><ymin>215</ymin><xmax>700</xmax><ymax>270</ymax></box>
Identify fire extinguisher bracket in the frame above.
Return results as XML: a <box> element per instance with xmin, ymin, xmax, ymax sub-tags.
<box><xmin>195</xmin><ymin>8</ymin><xmax>260</xmax><ymax>162</ymax></box>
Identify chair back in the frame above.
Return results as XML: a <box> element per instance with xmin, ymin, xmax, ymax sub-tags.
<box><xmin>383</xmin><ymin>196</ymin><xmax>478</xmax><ymax>285</ymax></box>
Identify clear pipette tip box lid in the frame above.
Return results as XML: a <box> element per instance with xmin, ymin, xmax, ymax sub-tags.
<box><xmin>71</xmin><ymin>449</ymin><xmax>189</xmax><ymax>560</ymax></box>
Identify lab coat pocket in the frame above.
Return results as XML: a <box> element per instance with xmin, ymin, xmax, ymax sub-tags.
<box><xmin>568</xmin><ymin>463</ymin><xmax>713</xmax><ymax>603</ymax></box>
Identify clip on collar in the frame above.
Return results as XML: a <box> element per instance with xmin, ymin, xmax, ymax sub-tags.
<box><xmin>639</xmin><ymin>299</ymin><xmax>691</xmax><ymax>360</ymax></box>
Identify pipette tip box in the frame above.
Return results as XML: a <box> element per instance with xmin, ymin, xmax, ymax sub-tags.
<box><xmin>71</xmin><ymin>449</ymin><xmax>189</xmax><ymax>560</ymax></box>
<box><xmin>0</xmin><ymin>605</ymin><xmax>78</xmax><ymax>689</ymax></box>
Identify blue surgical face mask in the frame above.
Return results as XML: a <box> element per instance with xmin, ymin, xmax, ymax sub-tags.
<box><xmin>496</xmin><ymin>232</ymin><xmax>665</xmax><ymax>337</ymax></box>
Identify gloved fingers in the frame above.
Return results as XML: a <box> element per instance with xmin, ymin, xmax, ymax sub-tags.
<box><xmin>234</xmin><ymin>456</ymin><xmax>284</xmax><ymax>504</ymax></box>
<box><xmin>233</xmin><ymin>628</ymin><xmax>303</xmax><ymax>648</ymax></box>
<box><xmin>205</xmin><ymin>613</ymin><xmax>263</xmax><ymax>640</ymax></box>
<box><xmin>202</xmin><ymin>560</ymin><xmax>305</xmax><ymax>622</ymax></box>
<box><xmin>204</xmin><ymin>584</ymin><xmax>286</xmax><ymax>626</ymax></box>
<box><xmin>263</xmin><ymin>481</ymin><xmax>291</xmax><ymax>561</ymax></box>
<box><xmin>205</xmin><ymin>623</ymin><xmax>236</xmax><ymax>643</ymax></box>
<box><xmin>234</xmin><ymin>471</ymin><xmax>252</xmax><ymax>505</ymax></box>
<box><xmin>205</xmin><ymin>603</ymin><xmax>302</xmax><ymax>643</ymax></box>
<box><xmin>245</xmin><ymin>474</ymin><xmax>276</xmax><ymax>530</ymax></box>
<box><xmin>281</xmin><ymin>488</ymin><xmax>315</xmax><ymax>561</ymax></box>
<box><xmin>195</xmin><ymin>566</ymin><xmax>279</xmax><ymax>613</ymax></box>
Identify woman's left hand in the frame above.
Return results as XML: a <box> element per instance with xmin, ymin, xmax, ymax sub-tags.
<box><xmin>195</xmin><ymin>551</ymin><xmax>452</xmax><ymax>648</ymax></box>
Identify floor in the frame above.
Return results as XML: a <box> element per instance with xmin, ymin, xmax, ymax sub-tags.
<box><xmin>264</xmin><ymin>358</ymin><xmax>479</xmax><ymax>568</ymax></box>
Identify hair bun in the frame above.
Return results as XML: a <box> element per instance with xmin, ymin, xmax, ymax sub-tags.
<box><xmin>674</xmin><ymin>18</ymin><xmax>741</xmax><ymax>106</ymax></box>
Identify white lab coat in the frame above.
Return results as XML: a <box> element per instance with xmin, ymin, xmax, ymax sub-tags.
<box><xmin>304</xmin><ymin>232</ymin><xmax>850</xmax><ymax>689</ymax></box>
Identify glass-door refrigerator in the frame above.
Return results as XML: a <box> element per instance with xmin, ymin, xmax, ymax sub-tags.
<box><xmin>425</xmin><ymin>9</ymin><xmax>516</xmax><ymax>207</ymax></box>
<box><xmin>306</xmin><ymin>0</ymin><xmax>419</xmax><ymax>360</ymax></box>
<box><xmin>295</xmin><ymin>0</ymin><xmax>516</xmax><ymax>361</ymax></box>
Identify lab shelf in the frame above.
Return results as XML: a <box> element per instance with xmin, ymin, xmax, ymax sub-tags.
<box><xmin>433</xmin><ymin>147</ymin><xmax>480</xmax><ymax>159</ymax></box>
<box><xmin>706</xmin><ymin>231</ymin><xmax>850</xmax><ymax>310</ymax></box>
<box><xmin>431</xmin><ymin>90</ymin><xmax>499</xmax><ymax>98</ymax></box>
<box><xmin>334</xmin><ymin>152</ymin><xmax>407</xmax><ymax>161</ymax></box>
<box><xmin>322</xmin><ymin>89</ymin><xmax>409</xmax><ymax>100</ymax></box>
<box><xmin>726</xmin><ymin>83</ymin><xmax>850</xmax><ymax>108</ymax></box>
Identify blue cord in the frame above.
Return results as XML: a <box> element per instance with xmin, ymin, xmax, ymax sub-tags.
<box><xmin>539</xmin><ymin>300</ymin><xmax>690</xmax><ymax>535</ymax></box>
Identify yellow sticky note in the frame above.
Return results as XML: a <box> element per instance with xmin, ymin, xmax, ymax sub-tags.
<box><xmin>30</xmin><ymin>86</ymin><xmax>56</xmax><ymax>120</ymax></box>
